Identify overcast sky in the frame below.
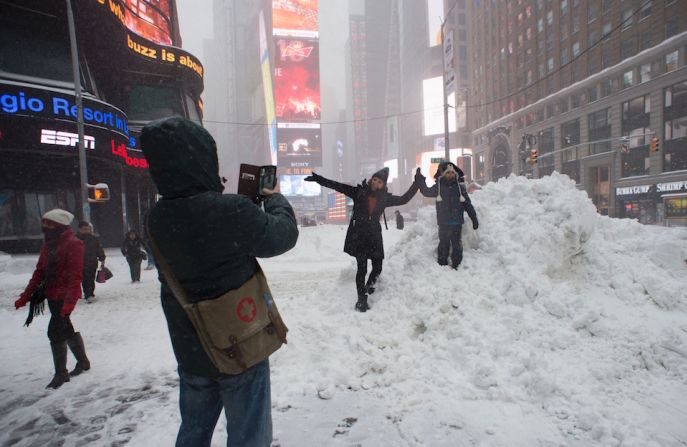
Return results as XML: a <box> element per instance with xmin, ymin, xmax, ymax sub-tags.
<box><xmin>175</xmin><ymin>0</ymin><xmax>213</xmax><ymax>64</ymax></box>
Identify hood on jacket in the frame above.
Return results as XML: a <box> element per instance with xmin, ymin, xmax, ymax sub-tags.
<box><xmin>434</xmin><ymin>162</ymin><xmax>465</xmax><ymax>181</ymax></box>
<box><xmin>140</xmin><ymin>116</ymin><xmax>224</xmax><ymax>198</ymax></box>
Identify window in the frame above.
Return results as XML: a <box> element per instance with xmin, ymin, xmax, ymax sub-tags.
<box><xmin>588</xmin><ymin>108</ymin><xmax>609</xmax><ymax>129</ymax></box>
<box><xmin>639</xmin><ymin>32</ymin><xmax>652</xmax><ymax>51</ymax></box>
<box><xmin>561</xmin><ymin>48</ymin><xmax>569</xmax><ymax>65</ymax></box>
<box><xmin>665</xmin><ymin>81</ymin><xmax>687</xmax><ymax>108</ymax></box>
<box><xmin>571</xmin><ymin>93</ymin><xmax>582</xmax><ymax>109</ymax></box>
<box><xmin>588</xmin><ymin>108</ymin><xmax>611</xmax><ymax>154</ymax></box>
<box><xmin>622</xmin><ymin>95</ymin><xmax>651</xmax><ymax>122</ymax></box>
<box><xmin>588</xmin><ymin>2</ymin><xmax>599</xmax><ymax>22</ymax></box>
<box><xmin>127</xmin><ymin>85</ymin><xmax>185</xmax><ymax>122</ymax></box>
<box><xmin>561</xmin><ymin>0</ymin><xmax>568</xmax><ymax>15</ymax></box>
<box><xmin>621</xmin><ymin>37</ymin><xmax>635</xmax><ymax>60</ymax></box>
<box><xmin>639</xmin><ymin>1</ymin><xmax>652</xmax><ymax>21</ymax></box>
<box><xmin>572</xmin><ymin>15</ymin><xmax>580</xmax><ymax>34</ymax></box>
<box><xmin>547</xmin><ymin>57</ymin><xmax>554</xmax><ymax>72</ymax></box>
<box><xmin>0</xmin><ymin>7</ymin><xmax>72</xmax><ymax>82</ymax></box>
<box><xmin>601</xmin><ymin>79</ymin><xmax>612</xmax><ymax>97</ymax></box>
<box><xmin>640</xmin><ymin>63</ymin><xmax>652</xmax><ymax>83</ymax></box>
<box><xmin>538</xmin><ymin>18</ymin><xmax>544</xmax><ymax>33</ymax></box>
<box><xmin>560</xmin><ymin>97</ymin><xmax>570</xmax><ymax>114</ymax></box>
<box><xmin>666</xmin><ymin>50</ymin><xmax>679</xmax><ymax>72</ymax></box>
<box><xmin>538</xmin><ymin>128</ymin><xmax>555</xmax><ymax>168</ymax></box>
<box><xmin>546</xmin><ymin>103</ymin><xmax>555</xmax><ymax>118</ymax></box>
<box><xmin>572</xmin><ymin>41</ymin><xmax>580</xmax><ymax>58</ymax></box>
<box><xmin>588</xmin><ymin>85</ymin><xmax>598</xmax><ymax>102</ymax></box>
<box><xmin>602</xmin><ymin>0</ymin><xmax>612</xmax><ymax>13</ymax></box>
<box><xmin>547</xmin><ymin>11</ymin><xmax>553</xmax><ymax>26</ymax></box>
<box><xmin>602</xmin><ymin>22</ymin><xmax>612</xmax><ymax>40</ymax></box>
<box><xmin>621</xmin><ymin>127</ymin><xmax>651</xmax><ymax>177</ymax></box>
<box><xmin>665</xmin><ymin>116</ymin><xmax>687</xmax><ymax>141</ymax></box>
<box><xmin>602</xmin><ymin>48</ymin><xmax>613</xmax><ymax>69</ymax></box>
<box><xmin>623</xmin><ymin>70</ymin><xmax>634</xmax><ymax>89</ymax></box>
<box><xmin>621</xmin><ymin>9</ymin><xmax>633</xmax><ymax>30</ymax></box>
<box><xmin>589</xmin><ymin>29</ymin><xmax>599</xmax><ymax>46</ymax></box>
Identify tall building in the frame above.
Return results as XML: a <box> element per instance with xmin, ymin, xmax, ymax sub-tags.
<box><xmin>0</xmin><ymin>0</ymin><xmax>204</xmax><ymax>251</ymax></box>
<box><xmin>468</xmin><ymin>0</ymin><xmax>687</xmax><ymax>225</ymax></box>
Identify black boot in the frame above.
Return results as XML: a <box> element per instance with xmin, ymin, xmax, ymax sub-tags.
<box><xmin>67</xmin><ymin>332</ymin><xmax>91</xmax><ymax>377</ymax></box>
<box><xmin>355</xmin><ymin>294</ymin><xmax>369</xmax><ymax>312</ymax></box>
<box><xmin>46</xmin><ymin>341</ymin><xmax>70</xmax><ymax>389</ymax></box>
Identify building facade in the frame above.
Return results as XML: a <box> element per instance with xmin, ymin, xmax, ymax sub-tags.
<box><xmin>468</xmin><ymin>0</ymin><xmax>687</xmax><ymax>225</ymax></box>
<box><xmin>0</xmin><ymin>0</ymin><xmax>204</xmax><ymax>252</ymax></box>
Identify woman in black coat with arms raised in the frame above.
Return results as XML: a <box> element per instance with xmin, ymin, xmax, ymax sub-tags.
<box><xmin>305</xmin><ymin>168</ymin><xmax>418</xmax><ymax>312</ymax></box>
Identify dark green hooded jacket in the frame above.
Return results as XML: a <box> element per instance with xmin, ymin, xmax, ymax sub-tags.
<box><xmin>141</xmin><ymin>116</ymin><xmax>298</xmax><ymax>377</ymax></box>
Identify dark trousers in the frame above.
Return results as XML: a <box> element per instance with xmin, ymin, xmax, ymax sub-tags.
<box><xmin>82</xmin><ymin>265</ymin><xmax>97</xmax><ymax>298</ymax></box>
<box><xmin>437</xmin><ymin>224</ymin><xmax>463</xmax><ymax>267</ymax></box>
<box><xmin>355</xmin><ymin>256</ymin><xmax>383</xmax><ymax>296</ymax></box>
<box><xmin>47</xmin><ymin>300</ymin><xmax>76</xmax><ymax>343</ymax></box>
<box><xmin>127</xmin><ymin>258</ymin><xmax>142</xmax><ymax>282</ymax></box>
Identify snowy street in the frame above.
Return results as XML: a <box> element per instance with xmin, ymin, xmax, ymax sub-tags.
<box><xmin>2</xmin><ymin>174</ymin><xmax>687</xmax><ymax>447</ymax></box>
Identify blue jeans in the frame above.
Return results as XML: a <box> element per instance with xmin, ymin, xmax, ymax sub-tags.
<box><xmin>176</xmin><ymin>360</ymin><xmax>272</xmax><ymax>447</ymax></box>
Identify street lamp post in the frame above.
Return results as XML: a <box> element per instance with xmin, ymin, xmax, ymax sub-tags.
<box><xmin>65</xmin><ymin>0</ymin><xmax>90</xmax><ymax>223</ymax></box>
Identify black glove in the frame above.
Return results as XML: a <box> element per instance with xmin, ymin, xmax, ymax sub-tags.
<box><xmin>414</xmin><ymin>167</ymin><xmax>425</xmax><ymax>184</ymax></box>
<box><xmin>304</xmin><ymin>172</ymin><xmax>320</xmax><ymax>182</ymax></box>
<box><xmin>472</xmin><ymin>219</ymin><xmax>479</xmax><ymax>230</ymax></box>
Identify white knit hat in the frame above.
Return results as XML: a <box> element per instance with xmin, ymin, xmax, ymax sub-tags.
<box><xmin>42</xmin><ymin>209</ymin><xmax>74</xmax><ymax>226</ymax></box>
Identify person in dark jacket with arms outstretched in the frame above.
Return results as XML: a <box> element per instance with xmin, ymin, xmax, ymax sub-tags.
<box><xmin>141</xmin><ymin>116</ymin><xmax>298</xmax><ymax>447</ymax></box>
<box><xmin>305</xmin><ymin>168</ymin><xmax>418</xmax><ymax>311</ymax></box>
<box><xmin>415</xmin><ymin>162</ymin><xmax>478</xmax><ymax>269</ymax></box>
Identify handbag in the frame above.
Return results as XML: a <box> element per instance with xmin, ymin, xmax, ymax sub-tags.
<box><xmin>96</xmin><ymin>266</ymin><xmax>113</xmax><ymax>283</ymax></box>
<box><xmin>149</xmin><ymin>233</ymin><xmax>288</xmax><ymax>375</ymax></box>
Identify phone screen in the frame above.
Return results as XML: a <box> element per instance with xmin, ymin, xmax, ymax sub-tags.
<box><xmin>259</xmin><ymin>166</ymin><xmax>277</xmax><ymax>192</ymax></box>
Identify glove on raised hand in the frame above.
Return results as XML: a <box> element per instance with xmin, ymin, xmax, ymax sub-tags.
<box><xmin>414</xmin><ymin>167</ymin><xmax>426</xmax><ymax>184</ymax></box>
<box><xmin>303</xmin><ymin>172</ymin><xmax>320</xmax><ymax>182</ymax></box>
<box><xmin>60</xmin><ymin>301</ymin><xmax>75</xmax><ymax>318</ymax></box>
<box><xmin>472</xmin><ymin>219</ymin><xmax>479</xmax><ymax>230</ymax></box>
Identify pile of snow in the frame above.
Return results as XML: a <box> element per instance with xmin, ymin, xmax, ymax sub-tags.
<box><xmin>1</xmin><ymin>173</ymin><xmax>686</xmax><ymax>446</ymax></box>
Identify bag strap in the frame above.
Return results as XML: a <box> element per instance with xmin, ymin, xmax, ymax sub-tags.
<box><xmin>147</xmin><ymin>227</ymin><xmax>192</xmax><ymax>306</ymax></box>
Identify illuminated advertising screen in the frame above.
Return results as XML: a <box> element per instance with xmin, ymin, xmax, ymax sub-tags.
<box><xmin>427</xmin><ymin>0</ymin><xmax>443</xmax><ymax>47</ymax></box>
<box><xmin>272</xmin><ymin>0</ymin><xmax>318</xmax><ymax>38</ymax></box>
<box><xmin>279</xmin><ymin>174</ymin><xmax>322</xmax><ymax>196</ymax></box>
<box><xmin>277</xmin><ymin>122</ymin><xmax>321</xmax><ymax>168</ymax></box>
<box><xmin>423</xmin><ymin>76</ymin><xmax>456</xmax><ymax>136</ymax></box>
<box><xmin>122</xmin><ymin>0</ymin><xmax>173</xmax><ymax>46</ymax></box>
<box><xmin>274</xmin><ymin>37</ymin><xmax>321</xmax><ymax>121</ymax></box>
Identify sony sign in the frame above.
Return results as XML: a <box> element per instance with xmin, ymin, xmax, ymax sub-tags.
<box><xmin>40</xmin><ymin>129</ymin><xmax>95</xmax><ymax>149</ymax></box>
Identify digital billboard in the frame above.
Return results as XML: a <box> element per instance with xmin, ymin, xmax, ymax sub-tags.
<box><xmin>259</xmin><ymin>11</ymin><xmax>278</xmax><ymax>165</ymax></box>
<box><xmin>423</xmin><ymin>76</ymin><xmax>456</xmax><ymax>136</ymax></box>
<box><xmin>277</xmin><ymin>122</ymin><xmax>322</xmax><ymax>168</ymax></box>
<box><xmin>274</xmin><ymin>37</ymin><xmax>321</xmax><ymax>121</ymax></box>
<box><xmin>273</xmin><ymin>0</ymin><xmax>318</xmax><ymax>38</ymax></box>
<box><xmin>427</xmin><ymin>0</ymin><xmax>443</xmax><ymax>47</ymax></box>
<box><xmin>279</xmin><ymin>175</ymin><xmax>322</xmax><ymax>196</ymax></box>
<box><xmin>122</xmin><ymin>0</ymin><xmax>173</xmax><ymax>46</ymax></box>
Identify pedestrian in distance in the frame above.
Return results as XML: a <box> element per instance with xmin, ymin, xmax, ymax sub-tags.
<box><xmin>415</xmin><ymin>162</ymin><xmax>478</xmax><ymax>269</ymax></box>
<box><xmin>304</xmin><ymin>168</ymin><xmax>418</xmax><ymax>312</ymax></box>
<box><xmin>76</xmin><ymin>221</ymin><xmax>106</xmax><ymax>302</ymax></box>
<box><xmin>141</xmin><ymin>116</ymin><xmax>298</xmax><ymax>447</ymax></box>
<box><xmin>395</xmin><ymin>210</ymin><xmax>404</xmax><ymax>230</ymax></box>
<box><xmin>14</xmin><ymin>209</ymin><xmax>91</xmax><ymax>389</ymax></box>
<box><xmin>121</xmin><ymin>230</ymin><xmax>145</xmax><ymax>282</ymax></box>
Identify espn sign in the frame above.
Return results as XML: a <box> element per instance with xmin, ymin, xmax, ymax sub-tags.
<box><xmin>40</xmin><ymin>129</ymin><xmax>95</xmax><ymax>149</ymax></box>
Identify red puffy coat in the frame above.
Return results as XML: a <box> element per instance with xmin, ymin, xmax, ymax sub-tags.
<box><xmin>17</xmin><ymin>229</ymin><xmax>84</xmax><ymax>310</ymax></box>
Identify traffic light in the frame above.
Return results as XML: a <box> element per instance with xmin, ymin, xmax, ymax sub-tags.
<box><xmin>87</xmin><ymin>183</ymin><xmax>110</xmax><ymax>203</ymax></box>
<box><xmin>649</xmin><ymin>137</ymin><xmax>660</xmax><ymax>153</ymax></box>
<box><xmin>528</xmin><ymin>148</ymin><xmax>538</xmax><ymax>165</ymax></box>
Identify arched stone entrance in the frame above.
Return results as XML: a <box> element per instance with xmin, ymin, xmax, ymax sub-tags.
<box><xmin>490</xmin><ymin>135</ymin><xmax>512</xmax><ymax>181</ymax></box>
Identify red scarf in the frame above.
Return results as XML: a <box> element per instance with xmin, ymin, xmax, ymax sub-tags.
<box><xmin>367</xmin><ymin>196</ymin><xmax>377</xmax><ymax>216</ymax></box>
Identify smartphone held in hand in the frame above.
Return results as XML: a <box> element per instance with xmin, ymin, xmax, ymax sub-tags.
<box><xmin>237</xmin><ymin>164</ymin><xmax>277</xmax><ymax>203</ymax></box>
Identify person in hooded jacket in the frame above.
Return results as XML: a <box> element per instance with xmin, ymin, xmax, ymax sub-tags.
<box><xmin>415</xmin><ymin>162</ymin><xmax>478</xmax><ymax>269</ymax></box>
<box><xmin>14</xmin><ymin>209</ymin><xmax>91</xmax><ymax>389</ymax></box>
<box><xmin>141</xmin><ymin>116</ymin><xmax>298</xmax><ymax>447</ymax></box>
<box><xmin>121</xmin><ymin>230</ymin><xmax>145</xmax><ymax>282</ymax></box>
<box><xmin>304</xmin><ymin>168</ymin><xmax>418</xmax><ymax>311</ymax></box>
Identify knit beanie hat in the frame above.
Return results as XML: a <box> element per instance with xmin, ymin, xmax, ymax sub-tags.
<box><xmin>42</xmin><ymin>209</ymin><xmax>74</xmax><ymax>226</ymax></box>
<box><xmin>371</xmin><ymin>167</ymin><xmax>389</xmax><ymax>184</ymax></box>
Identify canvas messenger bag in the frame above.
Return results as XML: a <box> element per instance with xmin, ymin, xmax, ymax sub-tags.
<box><xmin>149</xmin><ymin>235</ymin><xmax>288</xmax><ymax>375</ymax></box>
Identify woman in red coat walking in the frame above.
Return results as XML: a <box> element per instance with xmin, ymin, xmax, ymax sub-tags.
<box><xmin>15</xmin><ymin>209</ymin><xmax>91</xmax><ymax>389</ymax></box>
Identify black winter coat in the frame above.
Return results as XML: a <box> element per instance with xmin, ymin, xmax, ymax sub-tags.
<box><xmin>418</xmin><ymin>177</ymin><xmax>478</xmax><ymax>227</ymax></box>
<box><xmin>77</xmin><ymin>233</ymin><xmax>105</xmax><ymax>270</ymax></box>
<box><xmin>121</xmin><ymin>237</ymin><xmax>145</xmax><ymax>262</ymax></box>
<box><xmin>141</xmin><ymin>116</ymin><xmax>299</xmax><ymax>377</ymax></box>
<box><xmin>314</xmin><ymin>175</ymin><xmax>418</xmax><ymax>259</ymax></box>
